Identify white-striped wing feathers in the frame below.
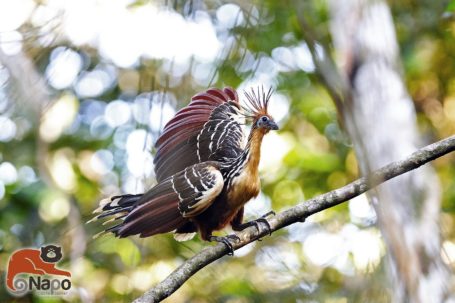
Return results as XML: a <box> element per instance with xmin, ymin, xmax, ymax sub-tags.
<box><xmin>171</xmin><ymin>162</ymin><xmax>224</xmax><ymax>217</ymax></box>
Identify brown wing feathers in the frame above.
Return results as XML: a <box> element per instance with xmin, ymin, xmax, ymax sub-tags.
<box><xmin>155</xmin><ymin>89</ymin><xmax>232</xmax><ymax>149</ymax></box>
<box><xmin>92</xmin><ymin>87</ymin><xmax>243</xmax><ymax>239</ymax></box>
<box><xmin>97</xmin><ymin>180</ymin><xmax>182</xmax><ymax>238</ymax></box>
<box><xmin>154</xmin><ymin>87</ymin><xmax>241</xmax><ymax>182</ymax></box>
<box><xmin>175</xmin><ymin>163</ymin><xmax>224</xmax><ymax>217</ymax></box>
<box><xmin>119</xmin><ymin>192</ymin><xmax>182</xmax><ymax>238</ymax></box>
<box><xmin>95</xmin><ymin>163</ymin><xmax>223</xmax><ymax>238</ymax></box>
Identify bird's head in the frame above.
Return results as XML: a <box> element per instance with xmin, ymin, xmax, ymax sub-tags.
<box><xmin>243</xmin><ymin>87</ymin><xmax>279</xmax><ymax>133</ymax></box>
<box><xmin>254</xmin><ymin>114</ymin><xmax>278</xmax><ymax>131</ymax></box>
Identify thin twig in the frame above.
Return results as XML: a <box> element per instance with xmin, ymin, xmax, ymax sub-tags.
<box><xmin>133</xmin><ymin>135</ymin><xmax>455</xmax><ymax>303</ymax></box>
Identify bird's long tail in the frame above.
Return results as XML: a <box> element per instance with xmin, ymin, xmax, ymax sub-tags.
<box><xmin>89</xmin><ymin>179</ymin><xmax>186</xmax><ymax>238</ymax></box>
<box><xmin>88</xmin><ymin>194</ymin><xmax>142</xmax><ymax>238</ymax></box>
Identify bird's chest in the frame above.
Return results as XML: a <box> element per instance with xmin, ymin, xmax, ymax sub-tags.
<box><xmin>226</xmin><ymin>168</ymin><xmax>260</xmax><ymax>208</ymax></box>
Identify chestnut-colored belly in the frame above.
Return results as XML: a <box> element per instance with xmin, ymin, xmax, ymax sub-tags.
<box><xmin>227</xmin><ymin>173</ymin><xmax>260</xmax><ymax>208</ymax></box>
<box><xmin>194</xmin><ymin>173</ymin><xmax>260</xmax><ymax>239</ymax></box>
<box><xmin>220</xmin><ymin>171</ymin><xmax>261</xmax><ymax>226</ymax></box>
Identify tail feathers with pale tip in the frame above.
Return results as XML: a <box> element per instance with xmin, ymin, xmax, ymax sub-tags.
<box><xmin>88</xmin><ymin>194</ymin><xmax>142</xmax><ymax>238</ymax></box>
<box><xmin>89</xmin><ymin>180</ymin><xmax>187</xmax><ymax>239</ymax></box>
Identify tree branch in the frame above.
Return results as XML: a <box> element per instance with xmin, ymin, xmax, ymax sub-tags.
<box><xmin>133</xmin><ymin>135</ymin><xmax>455</xmax><ymax>303</ymax></box>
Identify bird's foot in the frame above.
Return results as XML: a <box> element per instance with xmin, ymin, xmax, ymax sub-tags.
<box><xmin>256</xmin><ymin>210</ymin><xmax>275</xmax><ymax>239</ymax></box>
<box><xmin>209</xmin><ymin>235</ymin><xmax>240</xmax><ymax>256</ymax></box>
<box><xmin>233</xmin><ymin>211</ymin><xmax>275</xmax><ymax>241</ymax></box>
<box><xmin>261</xmin><ymin>210</ymin><xmax>276</xmax><ymax>218</ymax></box>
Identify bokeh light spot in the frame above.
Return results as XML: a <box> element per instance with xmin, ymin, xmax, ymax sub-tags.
<box><xmin>39</xmin><ymin>194</ymin><xmax>70</xmax><ymax>222</ymax></box>
<box><xmin>0</xmin><ymin>162</ymin><xmax>18</xmax><ymax>185</ymax></box>
<box><xmin>303</xmin><ymin>231</ymin><xmax>344</xmax><ymax>266</ymax></box>
<box><xmin>40</xmin><ymin>94</ymin><xmax>79</xmax><ymax>142</ymax></box>
<box><xmin>0</xmin><ymin>117</ymin><xmax>17</xmax><ymax>142</ymax></box>
<box><xmin>46</xmin><ymin>47</ymin><xmax>82</xmax><ymax>89</ymax></box>
<box><xmin>48</xmin><ymin>149</ymin><xmax>76</xmax><ymax>192</ymax></box>
<box><xmin>216</xmin><ymin>4</ymin><xmax>245</xmax><ymax>29</ymax></box>
<box><xmin>0</xmin><ymin>31</ymin><xmax>23</xmax><ymax>55</ymax></box>
<box><xmin>105</xmin><ymin>100</ymin><xmax>131</xmax><ymax>127</ymax></box>
<box><xmin>0</xmin><ymin>0</ymin><xmax>34</xmax><ymax>31</ymax></box>
<box><xmin>0</xmin><ymin>181</ymin><xmax>5</xmax><ymax>200</ymax></box>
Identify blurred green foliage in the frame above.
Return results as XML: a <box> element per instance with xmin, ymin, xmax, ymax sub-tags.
<box><xmin>0</xmin><ymin>0</ymin><xmax>454</xmax><ymax>302</ymax></box>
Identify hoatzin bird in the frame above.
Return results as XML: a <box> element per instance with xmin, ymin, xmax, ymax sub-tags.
<box><xmin>90</xmin><ymin>87</ymin><xmax>278</xmax><ymax>254</ymax></box>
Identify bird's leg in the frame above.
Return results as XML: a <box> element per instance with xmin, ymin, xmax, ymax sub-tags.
<box><xmin>208</xmin><ymin>235</ymin><xmax>240</xmax><ymax>256</ymax></box>
<box><xmin>232</xmin><ymin>211</ymin><xmax>275</xmax><ymax>239</ymax></box>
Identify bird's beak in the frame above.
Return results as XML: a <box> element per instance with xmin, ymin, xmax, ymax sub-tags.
<box><xmin>266</xmin><ymin>120</ymin><xmax>279</xmax><ymax>130</ymax></box>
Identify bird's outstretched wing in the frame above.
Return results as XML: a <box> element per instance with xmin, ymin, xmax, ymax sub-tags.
<box><xmin>154</xmin><ymin>87</ymin><xmax>245</xmax><ymax>182</ymax></box>
<box><xmin>94</xmin><ymin>162</ymin><xmax>223</xmax><ymax>238</ymax></box>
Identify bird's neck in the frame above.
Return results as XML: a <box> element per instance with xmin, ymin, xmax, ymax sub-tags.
<box><xmin>243</xmin><ymin>129</ymin><xmax>266</xmax><ymax>172</ymax></box>
<box><xmin>235</xmin><ymin>129</ymin><xmax>265</xmax><ymax>177</ymax></box>
<box><xmin>221</xmin><ymin>128</ymin><xmax>267</xmax><ymax>182</ymax></box>
<box><xmin>223</xmin><ymin>129</ymin><xmax>266</xmax><ymax>208</ymax></box>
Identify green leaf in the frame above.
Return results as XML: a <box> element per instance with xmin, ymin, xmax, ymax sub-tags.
<box><xmin>447</xmin><ymin>0</ymin><xmax>455</xmax><ymax>12</ymax></box>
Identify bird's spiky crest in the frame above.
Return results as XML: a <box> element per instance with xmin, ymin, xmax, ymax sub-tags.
<box><xmin>241</xmin><ymin>86</ymin><xmax>273</xmax><ymax>120</ymax></box>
